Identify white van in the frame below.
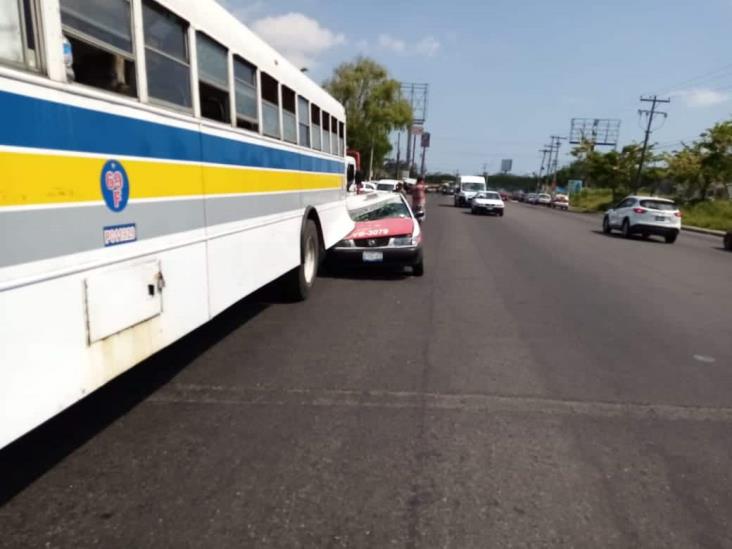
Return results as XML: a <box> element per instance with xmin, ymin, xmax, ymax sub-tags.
<box><xmin>454</xmin><ymin>175</ymin><xmax>487</xmax><ymax>207</ymax></box>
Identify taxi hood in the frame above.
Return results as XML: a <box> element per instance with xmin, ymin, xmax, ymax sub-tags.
<box><xmin>348</xmin><ymin>217</ymin><xmax>414</xmax><ymax>239</ymax></box>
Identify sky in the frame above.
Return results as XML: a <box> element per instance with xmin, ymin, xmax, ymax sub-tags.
<box><xmin>222</xmin><ymin>0</ymin><xmax>732</xmax><ymax>175</ymax></box>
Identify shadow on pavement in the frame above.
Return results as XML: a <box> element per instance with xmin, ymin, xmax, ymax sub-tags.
<box><xmin>0</xmin><ymin>286</ymin><xmax>274</xmax><ymax>506</ymax></box>
<box><xmin>590</xmin><ymin>229</ymin><xmax>666</xmax><ymax>244</ymax></box>
<box><xmin>462</xmin><ymin>211</ymin><xmax>502</xmax><ymax>217</ymax></box>
<box><xmin>319</xmin><ymin>264</ymin><xmax>411</xmax><ymax>281</ymax></box>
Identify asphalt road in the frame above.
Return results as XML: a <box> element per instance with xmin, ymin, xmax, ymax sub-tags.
<box><xmin>2</xmin><ymin>196</ymin><xmax>732</xmax><ymax>548</ymax></box>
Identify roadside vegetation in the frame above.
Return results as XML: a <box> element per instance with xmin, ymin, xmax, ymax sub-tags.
<box><xmin>569</xmin><ymin>188</ymin><xmax>614</xmax><ymax>213</ymax></box>
<box><xmin>553</xmin><ymin>120</ymin><xmax>732</xmax><ymax>230</ymax></box>
<box><xmin>681</xmin><ymin>200</ymin><xmax>732</xmax><ymax>231</ymax></box>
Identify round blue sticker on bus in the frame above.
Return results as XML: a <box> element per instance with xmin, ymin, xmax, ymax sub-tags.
<box><xmin>100</xmin><ymin>160</ymin><xmax>130</xmax><ymax>212</ymax></box>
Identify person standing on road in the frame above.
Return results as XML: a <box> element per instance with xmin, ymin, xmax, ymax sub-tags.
<box><xmin>412</xmin><ymin>177</ymin><xmax>426</xmax><ymax>213</ymax></box>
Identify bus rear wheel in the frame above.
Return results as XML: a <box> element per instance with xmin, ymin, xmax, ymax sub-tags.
<box><xmin>283</xmin><ymin>219</ymin><xmax>320</xmax><ymax>301</ymax></box>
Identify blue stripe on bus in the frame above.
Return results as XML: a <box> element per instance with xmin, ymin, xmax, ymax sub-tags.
<box><xmin>0</xmin><ymin>89</ymin><xmax>344</xmax><ymax>174</ymax></box>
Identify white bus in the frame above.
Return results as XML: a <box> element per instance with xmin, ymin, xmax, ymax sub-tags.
<box><xmin>0</xmin><ymin>0</ymin><xmax>353</xmax><ymax>449</ymax></box>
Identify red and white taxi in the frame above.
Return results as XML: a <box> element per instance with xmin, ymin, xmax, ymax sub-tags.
<box><xmin>331</xmin><ymin>193</ymin><xmax>424</xmax><ymax>275</ymax></box>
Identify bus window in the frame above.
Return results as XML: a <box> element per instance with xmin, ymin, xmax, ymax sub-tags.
<box><xmin>282</xmin><ymin>86</ymin><xmax>297</xmax><ymax>144</ymax></box>
<box><xmin>196</xmin><ymin>32</ymin><xmax>229</xmax><ymax>123</ymax></box>
<box><xmin>322</xmin><ymin>112</ymin><xmax>331</xmax><ymax>154</ymax></box>
<box><xmin>331</xmin><ymin>117</ymin><xmax>338</xmax><ymax>155</ymax></box>
<box><xmin>0</xmin><ymin>0</ymin><xmax>40</xmax><ymax>69</ymax></box>
<box><xmin>60</xmin><ymin>0</ymin><xmax>136</xmax><ymax>95</ymax></box>
<box><xmin>339</xmin><ymin>121</ymin><xmax>345</xmax><ymax>156</ymax></box>
<box><xmin>234</xmin><ymin>56</ymin><xmax>258</xmax><ymax>132</ymax></box>
<box><xmin>0</xmin><ymin>2</ymin><xmax>25</xmax><ymax>65</ymax></box>
<box><xmin>261</xmin><ymin>72</ymin><xmax>280</xmax><ymax>139</ymax></box>
<box><xmin>143</xmin><ymin>0</ymin><xmax>191</xmax><ymax>109</ymax></box>
<box><xmin>311</xmin><ymin>104</ymin><xmax>321</xmax><ymax>150</ymax></box>
<box><xmin>298</xmin><ymin>96</ymin><xmax>310</xmax><ymax>147</ymax></box>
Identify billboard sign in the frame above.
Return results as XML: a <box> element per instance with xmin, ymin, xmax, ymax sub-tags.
<box><xmin>500</xmin><ymin>159</ymin><xmax>513</xmax><ymax>173</ymax></box>
<box><xmin>569</xmin><ymin>118</ymin><xmax>621</xmax><ymax>147</ymax></box>
<box><xmin>568</xmin><ymin>179</ymin><xmax>584</xmax><ymax>194</ymax></box>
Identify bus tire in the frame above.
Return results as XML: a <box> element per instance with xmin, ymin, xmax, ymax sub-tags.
<box><xmin>283</xmin><ymin>219</ymin><xmax>320</xmax><ymax>301</ymax></box>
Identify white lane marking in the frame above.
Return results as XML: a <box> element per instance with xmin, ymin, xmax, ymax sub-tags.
<box><xmin>694</xmin><ymin>355</ymin><xmax>716</xmax><ymax>364</ymax></box>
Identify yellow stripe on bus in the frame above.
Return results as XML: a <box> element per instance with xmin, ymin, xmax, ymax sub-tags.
<box><xmin>0</xmin><ymin>151</ymin><xmax>342</xmax><ymax>207</ymax></box>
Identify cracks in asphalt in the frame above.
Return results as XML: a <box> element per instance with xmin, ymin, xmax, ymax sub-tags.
<box><xmin>149</xmin><ymin>384</ymin><xmax>732</xmax><ymax>423</ymax></box>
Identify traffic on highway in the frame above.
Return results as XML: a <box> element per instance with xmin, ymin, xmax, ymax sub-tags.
<box><xmin>1</xmin><ymin>0</ymin><xmax>732</xmax><ymax>547</ymax></box>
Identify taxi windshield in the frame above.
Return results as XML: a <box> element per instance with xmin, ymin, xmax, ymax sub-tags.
<box><xmin>351</xmin><ymin>198</ymin><xmax>410</xmax><ymax>221</ymax></box>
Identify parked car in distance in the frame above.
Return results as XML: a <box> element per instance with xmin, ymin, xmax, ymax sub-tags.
<box><xmin>602</xmin><ymin>196</ymin><xmax>682</xmax><ymax>243</ymax></box>
<box><xmin>441</xmin><ymin>183</ymin><xmax>455</xmax><ymax>195</ymax></box>
<box><xmin>454</xmin><ymin>175</ymin><xmax>487</xmax><ymax>207</ymax></box>
<box><xmin>537</xmin><ymin>193</ymin><xmax>552</xmax><ymax>206</ymax></box>
<box><xmin>512</xmin><ymin>190</ymin><xmax>525</xmax><ymax>202</ymax></box>
<box><xmin>375</xmin><ymin>179</ymin><xmax>400</xmax><ymax>192</ymax></box>
<box><xmin>471</xmin><ymin>191</ymin><xmax>505</xmax><ymax>216</ymax></box>
<box><xmin>360</xmin><ymin>182</ymin><xmax>377</xmax><ymax>193</ymax></box>
<box><xmin>499</xmin><ymin>191</ymin><xmax>510</xmax><ymax>202</ymax></box>
<box><xmin>330</xmin><ymin>193</ymin><xmax>424</xmax><ymax>275</ymax></box>
<box><xmin>526</xmin><ymin>193</ymin><xmax>538</xmax><ymax>204</ymax></box>
<box><xmin>551</xmin><ymin>194</ymin><xmax>569</xmax><ymax>210</ymax></box>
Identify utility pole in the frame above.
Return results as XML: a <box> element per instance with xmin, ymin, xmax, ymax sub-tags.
<box><xmin>549</xmin><ymin>135</ymin><xmax>565</xmax><ymax>190</ymax></box>
<box><xmin>538</xmin><ymin>148</ymin><xmax>550</xmax><ymax>190</ymax></box>
<box><xmin>550</xmin><ymin>136</ymin><xmax>561</xmax><ymax>174</ymax></box>
<box><xmin>411</xmin><ymin>133</ymin><xmax>418</xmax><ymax>176</ymax></box>
<box><xmin>634</xmin><ymin>95</ymin><xmax>670</xmax><ymax>189</ymax></box>
<box><xmin>394</xmin><ymin>131</ymin><xmax>401</xmax><ymax>179</ymax></box>
<box><xmin>420</xmin><ymin>144</ymin><xmax>427</xmax><ymax>176</ymax></box>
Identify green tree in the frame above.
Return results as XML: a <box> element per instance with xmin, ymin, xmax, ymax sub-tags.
<box><xmin>697</xmin><ymin>121</ymin><xmax>732</xmax><ymax>199</ymax></box>
<box><xmin>324</xmin><ymin>57</ymin><xmax>412</xmax><ymax>177</ymax></box>
<box><xmin>664</xmin><ymin>122</ymin><xmax>732</xmax><ymax>201</ymax></box>
<box><xmin>664</xmin><ymin>145</ymin><xmax>703</xmax><ymax>200</ymax></box>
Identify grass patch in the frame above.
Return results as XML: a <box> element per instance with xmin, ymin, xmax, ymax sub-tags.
<box><xmin>681</xmin><ymin>200</ymin><xmax>732</xmax><ymax>232</ymax></box>
<box><xmin>570</xmin><ymin>188</ymin><xmax>614</xmax><ymax>213</ymax></box>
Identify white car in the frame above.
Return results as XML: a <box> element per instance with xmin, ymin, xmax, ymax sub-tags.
<box><xmin>361</xmin><ymin>182</ymin><xmax>377</xmax><ymax>193</ymax></box>
<box><xmin>471</xmin><ymin>191</ymin><xmax>505</xmax><ymax>216</ymax></box>
<box><xmin>375</xmin><ymin>179</ymin><xmax>400</xmax><ymax>192</ymax></box>
<box><xmin>537</xmin><ymin>193</ymin><xmax>552</xmax><ymax>206</ymax></box>
<box><xmin>602</xmin><ymin>196</ymin><xmax>682</xmax><ymax>243</ymax></box>
<box><xmin>551</xmin><ymin>194</ymin><xmax>570</xmax><ymax>210</ymax></box>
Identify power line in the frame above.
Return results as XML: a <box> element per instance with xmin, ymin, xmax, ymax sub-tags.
<box><xmin>652</xmin><ymin>62</ymin><xmax>732</xmax><ymax>96</ymax></box>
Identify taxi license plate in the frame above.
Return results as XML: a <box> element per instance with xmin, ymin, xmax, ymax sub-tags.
<box><xmin>363</xmin><ymin>251</ymin><xmax>383</xmax><ymax>262</ymax></box>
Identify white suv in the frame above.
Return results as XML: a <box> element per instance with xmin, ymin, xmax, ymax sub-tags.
<box><xmin>602</xmin><ymin>196</ymin><xmax>682</xmax><ymax>243</ymax></box>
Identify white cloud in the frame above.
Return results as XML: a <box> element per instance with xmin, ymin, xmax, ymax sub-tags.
<box><xmin>377</xmin><ymin>34</ymin><xmax>440</xmax><ymax>57</ymax></box>
<box><xmin>223</xmin><ymin>0</ymin><xmax>266</xmax><ymax>22</ymax></box>
<box><xmin>378</xmin><ymin>34</ymin><xmax>407</xmax><ymax>54</ymax></box>
<box><xmin>670</xmin><ymin>88</ymin><xmax>731</xmax><ymax>108</ymax></box>
<box><xmin>251</xmin><ymin>13</ymin><xmax>345</xmax><ymax>69</ymax></box>
<box><xmin>414</xmin><ymin>36</ymin><xmax>440</xmax><ymax>57</ymax></box>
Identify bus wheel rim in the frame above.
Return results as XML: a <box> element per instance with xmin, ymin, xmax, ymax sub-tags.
<box><xmin>304</xmin><ymin>235</ymin><xmax>317</xmax><ymax>285</ymax></box>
